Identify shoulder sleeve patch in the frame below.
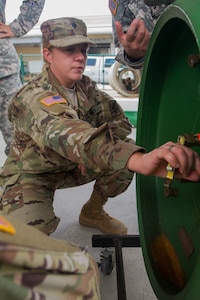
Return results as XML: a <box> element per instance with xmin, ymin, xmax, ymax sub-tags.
<box><xmin>109</xmin><ymin>100</ymin><xmax>121</xmax><ymax>117</ymax></box>
<box><xmin>40</xmin><ymin>95</ymin><xmax>66</xmax><ymax>107</ymax></box>
<box><xmin>0</xmin><ymin>215</ymin><xmax>16</xmax><ymax>235</ymax></box>
<box><xmin>109</xmin><ymin>0</ymin><xmax>118</xmax><ymax>15</ymax></box>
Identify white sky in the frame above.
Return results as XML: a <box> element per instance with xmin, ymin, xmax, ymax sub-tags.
<box><xmin>5</xmin><ymin>0</ymin><xmax>110</xmax><ymax>23</ymax></box>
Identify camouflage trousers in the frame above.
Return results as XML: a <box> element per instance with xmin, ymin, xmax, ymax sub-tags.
<box><xmin>0</xmin><ymin>73</ymin><xmax>22</xmax><ymax>155</ymax></box>
<box><xmin>0</xmin><ymin>167</ymin><xmax>134</xmax><ymax>234</ymax></box>
<box><xmin>0</xmin><ymin>214</ymin><xmax>100</xmax><ymax>300</ymax></box>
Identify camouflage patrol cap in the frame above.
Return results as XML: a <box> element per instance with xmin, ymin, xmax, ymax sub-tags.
<box><xmin>40</xmin><ymin>17</ymin><xmax>96</xmax><ymax>48</ymax></box>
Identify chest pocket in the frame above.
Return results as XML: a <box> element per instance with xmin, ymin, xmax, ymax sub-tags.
<box><xmin>83</xmin><ymin>104</ymin><xmax>102</xmax><ymax>127</ymax></box>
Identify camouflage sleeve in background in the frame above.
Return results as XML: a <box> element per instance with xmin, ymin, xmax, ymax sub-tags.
<box><xmin>0</xmin><ymin>214</ymin><xmax>100</xmax><ymax>300</ymax></box>
<box><xmin>9</xmin><ymin>0</ymin><xmax>45</xmax><ymax>37</ymax></box>
<box><xmin>115</xmin><ymin>48</ymin><xmax>145</xmax><ymax>69</ymax></box>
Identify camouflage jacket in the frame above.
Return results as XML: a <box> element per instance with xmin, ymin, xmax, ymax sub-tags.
<box><xmin>109</xmin><ymin>0</ymin><xmax>169</xmax><ymax>68</ymax></box>
<box><xmin>0</xmin><ymin>0</ymin><xmax>45</xmax><ymax>78</ymax></box>
<box><xmin>0</xmin><ymin>214</ymin><xmax>100</xmax><ymax>300</ymax></box>
<box><xmin>0</xmin><ymin>67</ymin><xmax>143</xmax><ymax>177</ymax></box>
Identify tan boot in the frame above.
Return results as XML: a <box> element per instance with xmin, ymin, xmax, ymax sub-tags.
<box><xmin>79</xmin><ymin>192</ymin><xmax>127</xmax><ymax>235</ymax></box>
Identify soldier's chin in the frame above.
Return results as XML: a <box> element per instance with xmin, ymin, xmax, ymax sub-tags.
<box><xmin>73</xmin><ymin>74</ymin><xmax>83</xmax><ymax>82</ymax></box>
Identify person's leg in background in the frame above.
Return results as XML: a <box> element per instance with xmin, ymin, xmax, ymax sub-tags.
<box><xmin>0</xmin><ymin>73</ymin><xmax>22</xmax><ymax>155</ymax></box>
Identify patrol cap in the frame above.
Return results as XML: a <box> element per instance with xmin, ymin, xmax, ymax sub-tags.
<box><xmin>40</xmin><ymin>17</ymin><xmax>96</xmax><ymax>48</ymax></box>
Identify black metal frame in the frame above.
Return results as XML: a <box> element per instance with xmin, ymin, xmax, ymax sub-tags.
<box><xmin>92</xmin><ymin>234</ymin><xmax>141</xmax><ymax>300</ymax></box>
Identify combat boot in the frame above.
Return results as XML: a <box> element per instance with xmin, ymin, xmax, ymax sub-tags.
<box><xmin>79</xmin><ymin>191</ymin><xmax>127</xmax><ymax>235</ymax></box>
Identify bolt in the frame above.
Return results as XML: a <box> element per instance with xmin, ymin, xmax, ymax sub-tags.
<box><xmin>164</xmin><ymin>187</ymin><xmax>177</xmax><ymax>197</ymax></box>
<box><xmin>188</xmin><ymin>54</ymin><xmax>200</xmax><ymax>68</ymax></box>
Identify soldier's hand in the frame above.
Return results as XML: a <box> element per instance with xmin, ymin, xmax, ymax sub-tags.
<box><xmin>78</xmin><ymin>164</ymin><xmax>87</xmax><ymax>176</ymax></box>
<box><xmin>115</xmin><ymin>18</ymin><xmax>150</xmax><ymax>60</ymax></box>
<box><xmin>0</xmin><ymin>22</ymin><xmax>15</xmax><ymax>38</ymax></box>
<box><xmin>127</xmin><ymin>142</ymin><xmax>200</xmax><ymax>181</ymax></box>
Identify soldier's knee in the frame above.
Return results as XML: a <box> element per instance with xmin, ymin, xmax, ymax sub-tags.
<box><xmin>28</xmin><ymin>216</ymin><xmax>60</xmax><ymax>235</ymax></box>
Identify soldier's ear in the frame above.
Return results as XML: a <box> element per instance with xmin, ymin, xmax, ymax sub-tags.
<box><xmin>43</xmin><ymin>47</ymin><xmax>52</xmax><ymax>63</ymax></box>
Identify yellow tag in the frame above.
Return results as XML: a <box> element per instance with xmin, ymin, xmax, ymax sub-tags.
<box><xmin>166</xmin><ymin>163</ymin><xmax>175</xmax><ymax>180</ymax></box>
<box><xmin>40</xmin><ymin>95</ymin><xmax>66</xmax><ymax>107</ymax></box>
<box><xmin>166</xmin><ymin>169</ymin><xmax>175</xmax><ymax>180</ymax></box>
<box><xmin>0</xmin><ymin>216</ymin><xmax>16</xmax><ymax>235</ymax></box>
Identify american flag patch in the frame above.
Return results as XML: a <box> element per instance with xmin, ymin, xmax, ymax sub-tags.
<box><xmin>40</xmin><ymin>95</ymin><xmax>66</xmax><ymax>106</ymax></box>
<box><xmin>0</xmin><ymin>216</ymin><xmax>16</xmax><ymax>235</ymax></box>
<box><xmin>109</xmin><ymin>0</ymin><xmax>118</xmax><ymax>15</ymax></box>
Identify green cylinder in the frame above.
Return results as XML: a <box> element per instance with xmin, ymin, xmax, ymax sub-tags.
<box><xmin>136</xmin><ymin>0</ymin><xmax>200</xmax><ymax>299</ymax></box>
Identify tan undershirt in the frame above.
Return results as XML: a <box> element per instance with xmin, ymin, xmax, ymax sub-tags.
<box><xmin>62</xmin><ymin>85</ymin><xmax>78</xmax><ymax>109</ymax></box>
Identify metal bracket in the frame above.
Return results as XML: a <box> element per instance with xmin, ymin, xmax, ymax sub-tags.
<box><xmin>92</xmin><ymin>234</ymin><xmax>140</xmax><ymax>300</ymax></box>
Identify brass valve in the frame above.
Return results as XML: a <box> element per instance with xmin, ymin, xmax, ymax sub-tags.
<box><xmin>164</xmin><ymin>133</ymin><xmax>200</xmax><ymax>197</ymax></box>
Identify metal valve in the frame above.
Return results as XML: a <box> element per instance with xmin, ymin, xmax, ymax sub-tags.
<box><xmin>164</xmin><ymin>133</ymin><xmax>200</xmax><ymax>197</ymax></box>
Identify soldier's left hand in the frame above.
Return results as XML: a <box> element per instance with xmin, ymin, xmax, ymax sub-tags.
<box><xmin>0</xmin><ymin>22</ymin><xmax>15</xmax><ymax>38</ymax></box>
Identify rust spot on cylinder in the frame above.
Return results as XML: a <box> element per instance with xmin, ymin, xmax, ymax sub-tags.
<box><xmin>178</xmin><ymin>226</ymin><xmax>194</xmax><ymax>259</ymax></box>
<box><xmin>151</xmin><ymin>233</ymin><xmax>186</xmax><ymax>290</ymax></box>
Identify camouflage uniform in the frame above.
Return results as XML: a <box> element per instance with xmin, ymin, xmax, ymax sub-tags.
<box><xmin>0</xmin><ymin>0</ymin><xmax>45</xmax><ymax>155</ymax></box>
<box><xmin>0</xmin><ymin>63</ymin><xmax>144</xmax><ymax>234</ymax></box>
<box><xmin>109</xmin><ymin>0</ymin><xmax>170</xmax><ymax>68</ymax></box>
<box><xmin>0</xmin><ymin>214</ymin><xmax>100</xmax><ymax>300</ymax></box>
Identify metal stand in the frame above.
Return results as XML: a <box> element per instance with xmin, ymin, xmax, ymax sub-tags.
<box><xmin>92</xmin><ymin>235</ymin><xmax>140</xmax><ymax>300</ymax></box>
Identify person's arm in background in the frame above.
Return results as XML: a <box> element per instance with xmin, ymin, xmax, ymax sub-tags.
<box><xmin>114</xmin><ymin>18</ymin><xmax>150</xmax><ymax>68</ymax></box>
<box><xmin>0</xmin><ymin>0</ymin><xmax>45</xmax><ymax>38</ymax></box>
<box><xmin>109</xmin><ymin>0</ymin><xmax>169</xmax><ymax>68</ymax></box>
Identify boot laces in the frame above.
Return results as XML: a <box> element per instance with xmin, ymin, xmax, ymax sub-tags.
<box><xmin>100</xmin><ymin>208</ymin><xmax>113</xmax><ymax>221</ymax></box>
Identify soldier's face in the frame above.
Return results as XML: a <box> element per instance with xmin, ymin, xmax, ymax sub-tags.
<box><xmin>43</xmin><ymin>44</ymin><xmax>88</xmax><ymax>88</ymax></box>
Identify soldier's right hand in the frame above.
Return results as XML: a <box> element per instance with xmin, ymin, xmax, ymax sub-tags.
<box><xmin>115</xmin><ymin>18</ymin><xmax>151</xmax><ymax>60</ymax></box>
<box><xmin>0</xmin><ymin>22</ymin><xmax>15</xmax><ymax>38</ymax></box>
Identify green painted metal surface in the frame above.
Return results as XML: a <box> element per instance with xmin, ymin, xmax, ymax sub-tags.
<box><xmin>136</xmin><ymin>0</ymin><xmax>200</xmax><ymax>299</ymax></box>
<box><xmin>125</xmin><ymin>111</ymin><xmax>138</xmax><ymax>127</ymax></box>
